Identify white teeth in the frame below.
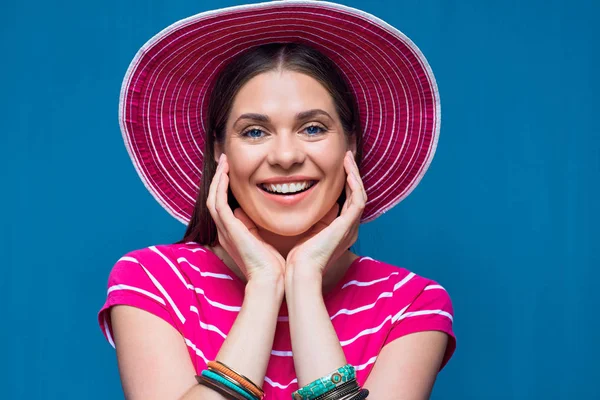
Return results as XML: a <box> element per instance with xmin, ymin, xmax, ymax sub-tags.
<box><xmin>262</xmin><ymin>181</ymin><xmax>314</xmax><ymax>194</ymax></box>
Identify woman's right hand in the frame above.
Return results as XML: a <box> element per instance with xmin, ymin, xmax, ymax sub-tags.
<box><xmin>206</xmin><ymin>154</ymin><xmax>286</xmax><ymax>283</ymax></box>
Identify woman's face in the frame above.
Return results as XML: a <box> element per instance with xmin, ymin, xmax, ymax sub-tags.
<box><xmin>217</xmin><ymin>70</ymin><xmax>354</xmax><ymax>236</ymax></box>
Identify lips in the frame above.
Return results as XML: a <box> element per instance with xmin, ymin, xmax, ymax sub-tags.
<box><xmin>257</xmin><ymin>180</ymin><xmax>319</xmax><ymax>206</ymax></box>
<box><xmin>259</xmin><ymin>180</ymin><xmax>317</xmax><ymax>195</ymax></box>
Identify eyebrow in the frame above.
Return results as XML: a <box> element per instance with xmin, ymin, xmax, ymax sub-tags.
<box><xmin>232</xmin><ymin>109</ymin><xmax>334</xmax><ymax>127</ymax></box>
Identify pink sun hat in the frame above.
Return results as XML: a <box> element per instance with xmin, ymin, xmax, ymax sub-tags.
<box><xmin>119</xmin><ymin>0</ymin><xmax>440</xmax><ymax>224</ymax></box>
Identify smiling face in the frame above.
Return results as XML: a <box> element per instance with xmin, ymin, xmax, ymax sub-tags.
<box><xmin>216</xmin><ymin>69</ymin><xmax>355</xmax><ymax>237</ymax></box>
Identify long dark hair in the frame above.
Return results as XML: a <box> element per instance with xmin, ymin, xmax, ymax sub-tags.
<box><xmin>179</xmin><ymin>43</ymin><xmax>363</xmax><ymax>245</ymax></box>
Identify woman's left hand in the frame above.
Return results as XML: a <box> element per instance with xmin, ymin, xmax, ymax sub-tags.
<box><xmin>285</xmin><ymin>151</ymin><xmax>367</xmax><ymax>278</ymax></box>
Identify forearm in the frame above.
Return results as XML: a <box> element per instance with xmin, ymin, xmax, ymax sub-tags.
<box><xmin>285</xmin><ymin>270</ymin><xmax>347</xmax><ymax>387</ymax></box>
<box><xmin>182</xmin><ymin>276</ymin><xmax>284</xmax><ymax>399</ymax></box>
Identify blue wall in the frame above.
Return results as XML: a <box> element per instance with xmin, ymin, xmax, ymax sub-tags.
<box><xmin>2</xmin><ymin>0</ymin><xmax>598</xmax><ymax>398</ymax></box>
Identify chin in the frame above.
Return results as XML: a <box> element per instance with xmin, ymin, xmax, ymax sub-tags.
<box><xmin>255</xmin><ymin>212</ymin><xmax>319</xmax><ymax>237</ymax></box>
<box><xmin>260</xmin><ymin>220</ymin><xmax>312</xmax><ymax>237</ymax></box>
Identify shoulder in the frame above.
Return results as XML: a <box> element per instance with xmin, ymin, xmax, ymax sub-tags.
<box><xmin>349</xmin><ymin>256</ymin><xmax>454</xmax><ymax>323</ymax></box>
<box><xmin>108</xmin><ymin>242</ymin><xmax>227</xmax><ymax>282</ymax></box>
<box><xmin>106</xmin><ymin>244</ymin><xmax>179</xmax><ymax>286</ymax></box>
<box><xmin>102</xmin><ymin>243</ymin><xmax>199</xmax><ymax>317</ymax></box>
<box><xmin>99</xmin><ymin>242</ymin><xmax>239</xmax><ymax>344</ymax></box>
<box><xmin>113</xmin><ymin>242</ymin><xmax>190</xmax><ymax>268</ymax></box>
<box><xmin>326</xmin><ymin>256</ymin><xmax>456</xmax><ymax>374</ymax></box>
<box><xmin>105</xmin><ymin>242</ymin><xmax>244</xmax><ymax>307</ymax></box>
<box><xmin>103</xmin><ymin>242</ymin><xmax>229</xmax><ymax>315</ymax></box>
<box><xmin>350</xmin><ymin>256</ymin><xmax>451</xmax><ymax>294</ymax></box>
<box><xmin>351</xmin><ymin>256</ymin><xmax>455</xmax><ymax>368</ymax></box>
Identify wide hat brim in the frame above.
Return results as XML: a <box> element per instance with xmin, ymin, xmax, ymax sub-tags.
<box><xmin>119</xmin><ymin>0</ymin><xmax>440</xmax><ymax>224</ymax></box>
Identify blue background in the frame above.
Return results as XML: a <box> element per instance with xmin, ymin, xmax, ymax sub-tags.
<box><xmin>2</xmin><ymin>0</ymin><xmax>598</xmax><ymax>398</ymax></box>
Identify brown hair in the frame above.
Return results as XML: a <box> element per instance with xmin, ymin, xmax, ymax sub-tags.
<box><xmin>179</xmin><ymin>43</ymin><xmax>363</xmax><ymax>245</ymax></box>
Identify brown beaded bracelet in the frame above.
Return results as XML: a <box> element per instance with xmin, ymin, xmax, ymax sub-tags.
<box><xmin>208</xmin><ymin>360</ymin><xmax>265</xmax><ymax>399</ymax></box>
<box><xmin>195</xmin><ymin>374</ymin><xmax>247</xmax><ymax>400</ymax></box>
<box><xmin>206</xmin><ymin>368</ymin><xmax>255</xmax><ymax>395</ymax></box>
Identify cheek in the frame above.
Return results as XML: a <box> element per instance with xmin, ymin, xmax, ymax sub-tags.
<box><xmin>331</xmin><ymin>167</ymin><xmax>347</xmax><ymax>200</ymax></box>
<box><xmin>317</xmin><ymin>147</ymin><xmax>346</xmax><ymax>180</ymax></box>
<box><xmin>313</xmin><ymin>149</ymin><xmax>347</xmax><ymax>203</ymax></box>
<box><xmin>228</xmin><ymin>164</ymin><xmax>253</xmax><ymax>195</ymax></box>
<box><xmin>225</xmin><ymin>149</ymin><xmax>263</xmax><ymax>201</ymax></box>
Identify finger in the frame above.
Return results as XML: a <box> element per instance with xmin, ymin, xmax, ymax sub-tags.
<box><xmin>348</xmin><ymin>217</ymin><xmax>360</xmax><ymax>245</ymax></box>
<box><xmin>344</xmin><ymin>152</ymin><xmax>366</xmax><ymax>201</ymax></box>
<box><xmin>348</xmin><ymin>168</ymin><xmax>366</xmax><ymax>210</ymax></box>
<box><xmin>340</xmin><ymin>168</ymin><xmax>365</xmax><ymax>223</ymax></box>
<box><xmin>341</xmin><ymin>177</ymin><xmax>351</xmax><ymax>215</ymax></box>
<box><xmin>307</xmin><ymin>203</ymin><xmax>339</xmax><ymax>237</ymax></box>
<box><xmin>214</xmin><ymin>160</ymin><xmax>260</xmax><ymax>246</ymax></box>
<box><xmin>214</xmin><ymin>157</ymin><xmax>237</xmax><ymax>226</ymax></box>
<box><xmin>345</xmin><ymin>152</ymin><xmax>367</xmax><ymax>202</ymax></box>
<box><xmin>233</xmin><ymin>208</ymin><xmax>259</xmax><ymax>236</ymax></box>
<box><xmin>341</xmin><ymin>166</ymin><xmax>361</xmax><ymax>215</ymax></box>
<box><xmin>207</xmin><ymin>156</ymin><xmax>226</xmax><ymax>233</ymax></box>
<box><xmin>321</xmin><ymin>203</ymin><xmax>339</xmax><ymax>226</ymax></box>
<box><xmin>339</xmin><ymin>209</ymin><xmax>361</xmax><ymax>247</ymax></box>
<box><xmin>206</xmin><ymin>154</ymin><xmax>224</xmax><ymax>211</ymax></box>
<box><xmin>333</xmin><ymin>221</ymin><xmax>359</xmax><ymax>259</ymax></box>
<box><xmin>320</xmin><ymin>210</ymin><xmax>355</xmax><ymax>249</ymax></box>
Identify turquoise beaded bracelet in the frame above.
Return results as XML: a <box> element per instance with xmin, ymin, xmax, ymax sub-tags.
<box><xmin>291</xmin><ymin>364</ymin><xmax>356</xmax><ymax>400</ymax></box>
<box><xmin>201</xmin><ymin>369</ymin><xmax>258</xmax><ymax>400</ymax></box>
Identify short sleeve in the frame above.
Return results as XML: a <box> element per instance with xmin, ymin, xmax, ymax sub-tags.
<box><xmin>97</xmin><ymin>248</ymin><xmax>187</xmax><ymax>348</ymax></box>
<box><xmin>383</xmin><ymin>283</ymin><xmax>456</xmax><ymax>370</ymax></box>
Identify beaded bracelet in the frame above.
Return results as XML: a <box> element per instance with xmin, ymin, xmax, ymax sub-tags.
<box><xmin>202</xmin><ymin>369</ymin><xmax>258</xmax><ymax>400</ymax></box>
<box><xmin>208</xmin><ymin>360</ymin><xmax>265</xmax><ymax>399</ymax></box>
<box><xmin>206</xmin><ymin>368</ymin><xmax>258</xmax><ymax>398</ymax></box>
<box><xmin>292</xmin><ymin>364</ymin><xmax>356</xmax><ymax>400</ymax></box>
<box><xmin>313</xmin><ymin>379</ymin><xmax>360</xmax><ymax>400</ymax></box>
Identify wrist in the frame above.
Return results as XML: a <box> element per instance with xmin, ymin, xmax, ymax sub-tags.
<box><xmin>285</xmin><ymin>266</ymin><xmax>323</xmax><ymax>295</ymax></box>
<box><xmin>246</xmin><ymin>274</ymin><xmax>285</xmax><ymax>300</ymax></box>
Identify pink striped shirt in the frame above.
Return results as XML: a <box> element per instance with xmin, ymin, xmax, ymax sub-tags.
<box><xmin>98</xmin><ymin>242</ymin><xmax>455</xmax><ymax>397</ymax></box>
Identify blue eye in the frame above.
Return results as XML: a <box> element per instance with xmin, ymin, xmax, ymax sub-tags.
<box><xmin>243</xmin><ymin>128</ymin><xmax>265</xmax><ymax>139</ymax></box>
<box><xmin>304</xmin><ymin>125</ymin><xmax>325</xmax><ymax>136</ymax></box>
<box><xmin>242</xmin><ymin>125</ymin><xmax>325</xmax><ymax>139</ymax></box>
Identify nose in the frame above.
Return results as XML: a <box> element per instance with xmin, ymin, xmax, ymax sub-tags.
<box><xmin>266</xmin><ymin>132</ymin><xmax>306</xmax><ymax>169</ymax></box>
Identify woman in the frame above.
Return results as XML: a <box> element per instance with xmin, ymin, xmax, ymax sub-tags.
<box><xmin>98</xmin><ymin>1</ymin><xmax>456</xmax><ymax>399</ymax></box>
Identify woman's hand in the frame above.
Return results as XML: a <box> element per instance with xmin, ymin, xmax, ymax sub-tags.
<box><xmin>285</xmin><ymin>151</ymin><xmax>367</xmax><ymax>278</ymax></box>
<box><xmin>207</xmin><ymin>154</ymin><xmax>286</xmax><ymax>283</ymax></box>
